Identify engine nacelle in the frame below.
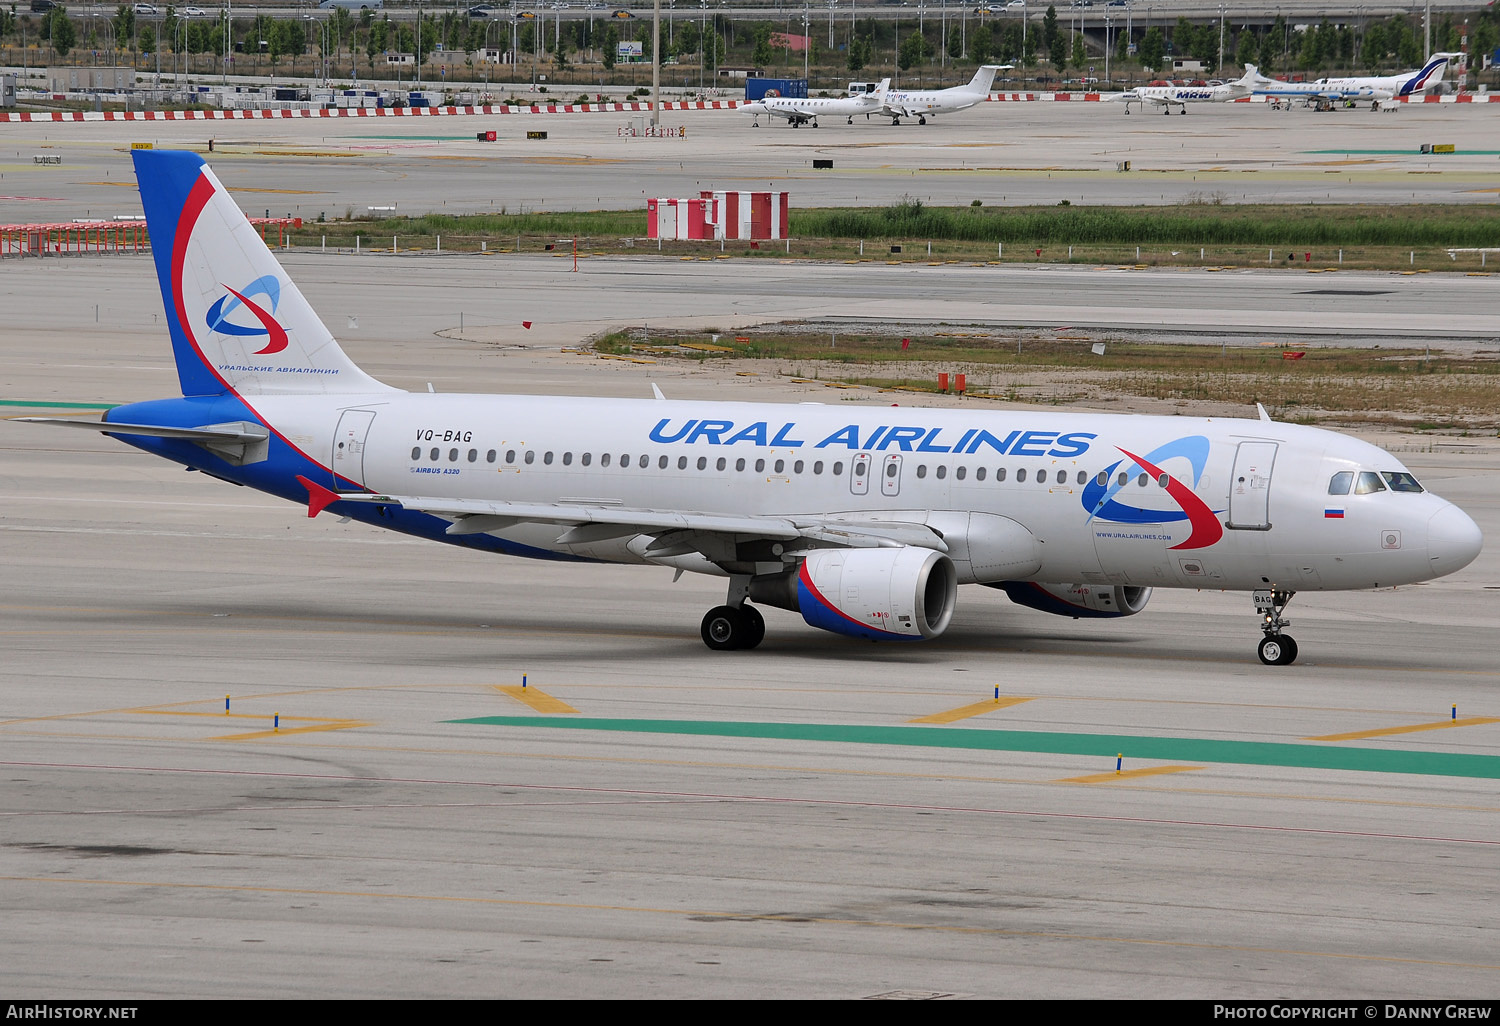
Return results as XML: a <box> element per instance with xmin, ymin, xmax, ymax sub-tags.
<box><xmin>750</xmin><ymin>547</ymin><xmax>958</xmax><ymax>641</ymax></box>
<box><xmin>995</xmin><ymin>581</ymin><xmax>1152</xmax><ymax>619</ymax></box>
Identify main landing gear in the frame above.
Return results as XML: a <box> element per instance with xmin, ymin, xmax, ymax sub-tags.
<box><xmin>1254</xmin><ymin>588</ymin><xmax>1298</xmax><ymax>665</ymax></box>
<box><xmin>701</xmin><ymin>605</ymin><xmax>764</xmax><ymax>650</ymax></box>
<box><xmin>701</xmin><ymin>577</ymin><xmax>765</xmax><ymax>650</ymax></box>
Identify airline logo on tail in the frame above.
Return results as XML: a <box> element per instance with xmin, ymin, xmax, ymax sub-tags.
<box><xmin>206</xmin><ymin>275</ymin><xmax>289</xmax><ymax>355</ymax></box>
<box><xmin>1081</xmin><ymin>435</ymin><xmax>1224</xmax><ymax>550</ymax></box>
<box><xmin>1400</xmin><ymin>55</ymin><xmax>1449</xmax><ymax>95</ymax></box>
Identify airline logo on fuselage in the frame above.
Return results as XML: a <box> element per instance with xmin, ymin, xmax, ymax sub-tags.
<box><xmin>1081</xmin><ymin>435</ymin><xmax>1223</xmax><ymax>550</ymax></box>
<box><xmin>648</xmin><ymin>418</ymin><xmax>1096</xmax><ymax>457</ymax></box>
<box><xmin>205</xmin><ymin>274</ymin><xmax>289</xmax><ymax>355</ymax></box>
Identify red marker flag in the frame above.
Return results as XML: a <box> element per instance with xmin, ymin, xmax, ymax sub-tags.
<box><xmin>900</xmin><ymin>337</ymin><xmax>910</xmax><ymax>351</ymax></box>
<box><xmin>522</xmin><ymin>321</ymin><xmax>533</xmax><ymax>330</ymax></box>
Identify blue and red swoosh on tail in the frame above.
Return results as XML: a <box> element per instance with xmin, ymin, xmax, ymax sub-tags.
<box><xmin>205</xmin><ymin>274</ymin><xmax>290</xmax><ymax>355</ymax></box>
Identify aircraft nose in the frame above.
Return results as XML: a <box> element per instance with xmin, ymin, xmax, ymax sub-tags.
<box><xmin>1427</xmin><ymin>504</ymin><xmax>1483</xmax><ymax>578</ymax></box>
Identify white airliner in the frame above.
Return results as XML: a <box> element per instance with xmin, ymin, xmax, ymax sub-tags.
<box><xmin>742</xmin><ymin>79</ymin><xmax>889</xmax><ymax>128</ymax></box>
<box><xmin>1252</xmin><ymin>54</ymin><xmax>1456</xmax><ymax>108</ymax></box>
<box><xmin>24</xmin><ymin>151</ymin><xmax>1484</xmax><ymax>664</ymax></box>
<box><xmin>875</xmin><ymin>65</ymin><xmax>1007</xmax><ymax>124</ymax></box>
<box><xmin>1115</xmin><ymin>66</ymin><xmax>1260</xmax><ymax>114</ymax></box>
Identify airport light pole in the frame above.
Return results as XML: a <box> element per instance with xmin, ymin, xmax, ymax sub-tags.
<box><xmin>1217</xmin><ymin>3</ymin><xmax>1225</xmax><ymax>73</ymax></box>
<box><xmin>651</xmin><ymin>0</ymin><xmax>660</xmax><ymax>128</ymax></box>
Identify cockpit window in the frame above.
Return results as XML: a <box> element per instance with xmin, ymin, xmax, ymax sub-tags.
<box><xmin>1328</xmin><ymin>471</ymin><xmax>1353</xmax><ymax>496</ymax></box>
<box><xmin>1382</xmin><ymin>472</ymin><xmax>1424</xmax><ymax>493</ymax></box>
<box><xmin>1354</xmin><ymin>471</ymin><xmax>1386</xmax><ymax>495</ymax></box>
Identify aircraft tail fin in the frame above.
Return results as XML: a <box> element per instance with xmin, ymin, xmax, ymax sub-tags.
<box><xmin>132</xmin><ymin>149</ymin><xmax>397</xmax><ymax>399</ymax></box>
<box><xmin>1401</xmin><ymin>54</ymin><xmax>1451</xmax><ymax>94</ymax></box>
<box><xmin>967</xmin><ymin>65</ymin><xmax>1001</xmax><ymax>94</ymax></box>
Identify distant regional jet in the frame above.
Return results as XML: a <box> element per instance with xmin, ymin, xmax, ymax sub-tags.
<box><xmin>1252</xmin><ymin>53</ymin><xmax>1458</xmax><ymax>108</ymax></box>
<box><xmin>23</xmin><ymin>151</ymin><xmax>1483</xmax><ymax>664</ymax></box>
<box><xmin>874</xmin><ymin>65</ymin><xmax>1007</xmax><ymax>124</ymax></box>
<box><xmin>741</xmin><ymin>79</ymin><xmax>890</xmax><ymax>128</ymax></box>
<box><xmin>1114</xmin><ymin>66</ymin><xmax>1261</xmax><ymax>114</ymax></box>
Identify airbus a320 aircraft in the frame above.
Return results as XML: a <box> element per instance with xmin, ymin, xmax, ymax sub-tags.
<box><xmin>875</xmin><ymin>65</ymin><xmax>1006</xmax><ymax>124</ymax></box>
<box><xmin>26</xmin><ymin>151</ymin><xmax>1483</xmax><ymax>664</ymax></box>
<box><xmin>1115</xmin><ymin>66</ymin><xmax>1260</xmax><ymax>114</ymax></box>
<box><xmin>741</xmin><ymin>79</ymin><xmax>889</xmax><ymax>128</ymax></box>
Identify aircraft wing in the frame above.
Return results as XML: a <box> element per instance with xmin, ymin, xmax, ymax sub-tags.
<box><xmin>329</xmin><ymin>490</ymin><xmax>948</xmax><ymax>552</ymax></box>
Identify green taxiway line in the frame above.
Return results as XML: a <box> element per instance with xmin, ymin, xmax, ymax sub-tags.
<box><xmin>0</xmin><ymin>400</ymin><xmax>119</xmax><ymax>409</ymax></box>
<box><xmin>451</xmin><ymin>716</ymin><xmax>1500</xmax><ymax>780</ymax></box>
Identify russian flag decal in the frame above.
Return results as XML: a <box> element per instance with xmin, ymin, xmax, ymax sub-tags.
<box><xmin>1325</xmin><ymin>509</ymin><xmax>1345</xmax><ymax>519</ymax></box>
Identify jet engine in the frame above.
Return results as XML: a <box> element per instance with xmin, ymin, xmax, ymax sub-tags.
<box><xmin>994</xmin><ymin>581</ymin><xmax>1152</xmax><ymax>619</ymax></box>
<box><xmin>749</xmin><ymin>547</ymin><xmax>957</xmax><ymax>641</ymax></box>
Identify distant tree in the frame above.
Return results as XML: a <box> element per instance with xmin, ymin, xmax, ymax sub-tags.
<box><xmin>1235</xmin><ymin>29</ymin><xmax>1256</xmax><ymax>71</ymax></box>
<box><xmin>1139</xmin><ymin>26</ymin><xmax>1165</xmax><ymax>73</ymax></box>
<box><xmin>846</xmin><ymin>34</ymin><xmax>871</xmax><ymax>73</ymax></box>
<box><xmin>1042</xmin><ymin>5</ymin><xmax>1059</xmax><ymax>62</ymax></box>
<box><xmin>752</xmin><ymin>25</ymin><xmax>772</xmax><ymax>67</ymax></box>
<box><xmin>897</xmin><ymin>28</ymin><xmax>929</xmax><ymax>71</ymax></box>
<box><xmin>51</xmin><ymin>9</ymin><xmax>76</xmax><ymax>56</ymax></box>
<box><xmin>947</xmin><ymin>26</ymin><xmax>961</xmax><ymax>61</ymax></box>
<box><xmin>969</xmin><ymin>25</ymin><xmax>992</xmax><ymax>64</ymax></box>
<box><xmin>1071</xmin><ymin>31</ymin><xmax>1085</xmax><ymax>73</ymax></box>
<box><xmin>601</xmin><ymin>25</ymin><xmax>618</xmax><ymax>70</ymax></box>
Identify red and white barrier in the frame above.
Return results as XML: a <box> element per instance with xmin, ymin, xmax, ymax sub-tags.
<box><xmin>649</xmin><ymin>191</ymin><xmax>788</xmax><ymax>241</ymax></box>
<box><xmin>0</xmin><ymin>99</ymin><xmax>745</xmax><ymax>123</ymax></box>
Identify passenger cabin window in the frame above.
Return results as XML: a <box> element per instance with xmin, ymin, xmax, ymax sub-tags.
<box><xmin>468</xmin><ymin>449</ymin><xmax>478</xmax><ymax>463</ymax></box>
<box><xmin>411</xmin><ymin>447</ymin><xmax>421</xmax><ymax>460</ymax></box>
<box><xmin>505</xmin><ymin>450</ymin><xmax>516</xmax><ymax>464</ymax></box>
<box><xmin>1328</xmin><ymin>471</ymin><xmax>1353</xmax><ymax>495</ymax></box>
<box><xmin>486</xmin><ymin>450</ymin><xmax>497</xmax><ymax>464</ymax></box>
<box><xmin>581</xmin><ymin>453</ymin><xmax>592</xmax><ymax>467</ymax></box>
<box><xmin>1016</xmin><ymin>468</ymin><xmax>1027</xmax><ymax>483</ymax></box>
<box><xmin>1383</xmin><ymin>472</ymin><xmax>1424</xmax><ymax>493</ymax></box>
<box><xmin>524</xmin><ymin>450</ymin><xmax>535</xmax><ymax>465</ymax></box>
<box><xmin>1355</xmin><ymin>471</ymin><xmax>1386</xmax><ymax>494</ymax></box>
<box><xmin>995</xmin><ymin>468</ymin><xmax>1007</xmax><ymax>482</ymax></box>
<box><xmin>976</xmin><ymin>467</ymin><xmax>986</xmax><ymax>481</ymax></box>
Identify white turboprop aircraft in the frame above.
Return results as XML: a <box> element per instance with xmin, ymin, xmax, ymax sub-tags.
<box><xmin>741</xmin><ymin>79</ymin><xmax>890</xmax><ymax>128</ymax></box>
<box><xmin>24</xmin><ymin>151</ymin><xmax>1484</xmax><ymax>665</ymax></box>
<box><xmin>875</xmin><ymin>65</ymin><xmax>1007</xmax><ymax>124</ymax></box>
<box><xmin>1115</xmin><ymin>66</ymin><xmax>1261</xmax><ymax>114</ymax></box>
<box><xmin>1252</xmin><ymin>54</ymin><xmax>1457</xmax><ymax>109</ymax></box>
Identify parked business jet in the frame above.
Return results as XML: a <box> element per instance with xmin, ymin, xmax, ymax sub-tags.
<box><xmin>1115</xmin><ymin>66</ymin><xmax>1260</xmax><ymax>114</ymax></box>
<box><xmin>1252</xmin><ymin>54</ymin><xmax>1456</xmax><ymax>108</ymax></box>
<box><xmin>742</xmin><ymin>79</ymin><xmax>889</xmax><ymax>127</ymax></box>
<box><xmin>875</xmin><ymin>65</ymin><xmax>1006</xmax><ymax>124</ymax></box>
<box><xmin>23</xmin><ymin>151</ymin><xmax>1483</xmax><ymax>664</ymax></box>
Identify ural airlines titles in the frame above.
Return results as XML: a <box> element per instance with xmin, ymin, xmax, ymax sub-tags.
<box><xmin>647</xmin><ymin>418</ymin><xmax>1096</xmax><ymax>457</ymax></box>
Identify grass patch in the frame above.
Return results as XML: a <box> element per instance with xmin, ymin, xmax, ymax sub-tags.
<box><xmin>593</xmin><ymin>330</ymin><xmax>1500</xmax><ymax>430</ymax></box>
<box><xmin>280</xmin><ymin>201</ymin><xmax>1500</xmax><ymax>271</ymax></box>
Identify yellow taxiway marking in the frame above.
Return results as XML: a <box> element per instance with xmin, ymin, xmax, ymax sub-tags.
<box><xmin>495</xmin><ymin>685</ymin><xmax>579</xmax><ymax>715</ymax></box>
<box><xmin>1307</xmin><ymin>717</ymin><xmax>1500</xmax><ymax>742</ymax></box>
<box><xmin>1061</xmin><ymin>765</ymin><xmax>1203</xmax><ymax>784</ymax></box>
<box><xmin>112</xmin><ymin>707</ymin><xmax>370</xmax><ymax>741</ymax></box>
<box><xmin>909</xmin><ymin>696</ymin><xmax>1034</xmax><ymax>724</ymax></box>
<box><xmin>210</xmin><ymin>719</ymin><xmax>371</xmax><ymax>741</ymax></box>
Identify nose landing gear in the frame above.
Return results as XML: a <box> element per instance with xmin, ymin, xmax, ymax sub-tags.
<box><xmin>1254</xmin><ymin>588</ymin><xmax>1298</xmax><ymax>665</ymax></box>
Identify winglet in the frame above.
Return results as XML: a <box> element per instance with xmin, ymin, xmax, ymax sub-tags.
<box><xmin>651</xmin><ymin>382</ymin><xmax>666</xmax><ymax>400</ymax></box>
<box><xmin>1257</xmin><ymin>402</ymin><xmax>1272</xmax><ymax>423</ymax></box>
<box><xmin>296</xmin><ymin>474</ymin><xmax>342</xmax><ymax>518</ymax></box>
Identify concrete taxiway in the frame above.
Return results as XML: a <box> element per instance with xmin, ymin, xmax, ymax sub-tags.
<box><xmin>4</xmin><ymin>99</ymin><xmax>1500</xmax><ymax>225</ymax></box>
<box><xmin>2</xmin><ymin>253</ymin><xmax>1498</xmax><ymax>998</ymax></box>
